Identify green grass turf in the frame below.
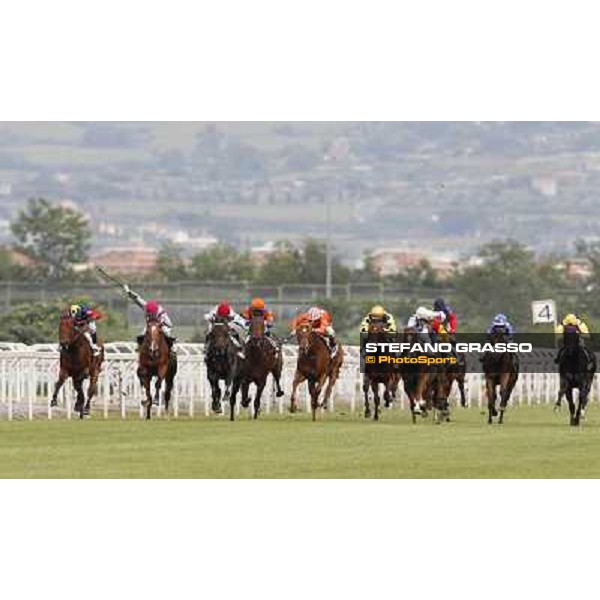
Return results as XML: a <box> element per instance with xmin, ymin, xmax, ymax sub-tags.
<box><xmin>0</xmin><ymin>405</ymin><xmax>599</xmax><ymax>478</ymax></box>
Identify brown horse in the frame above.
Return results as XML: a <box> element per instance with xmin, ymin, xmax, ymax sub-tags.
<box><xmin>290</xmin><ymin>321</ymin><xmax>344</xmax><ymax>421</ymax></box>
<box><xmin>362</xmin><ymin>321</ymin><xmax>400</xmax><ymax>421</ymax></box>
<box><xmin>137</xmin><ymin>319</ymin><xmax>178</xmax><ymax>420</ymax></box>
<box><xmin>229</xmin><ymin>311</ymin><xmax>283</xmax><ymax>421</ymax></box>
<box><xmin>482</xmin><ymin>330</ymin><xmax>519</xmax><ymax>425</ymax></box>
<box><xmin>51</xmin><ymin>312</ymin><xmax>104</xmax><ymax>419</ymax></box>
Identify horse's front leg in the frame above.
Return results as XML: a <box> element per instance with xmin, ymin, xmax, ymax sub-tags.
<box><xmin>253</xmin><ymin>381</ymin><xmax>266</xmax><ymax>420</ymax></box>
<box><xmin>372</xmin><ymin>382</ymin><xmax>381</xmax><ymax>422</ymax></box>
<box><xmin>210</xmin><ymin>374</ymin><xmax>223</xmax><ymax>413</ymax></box>
<box><xmin>229</xmin><ymin>378</ymin><xmax>241</xmax><ymax>422</ymax></box>
<box><xmin>363</xmin><ymin>376</ymin><xmax>371</xmax><ymax>419</ymax></box>
<box><xmin>74</xmin><ymin>378</ymin><xmax>86</xmax><ymax>419</ymax></box>
<box><xmin>290</xmin><ymin>370</ymin><xmax>306</xmax><ymax>414</ymax></box>
<box><xmin>486</xmin><ymin>378</ymin><xmax>496</xmax><ymax>425</ymax></box>
<box><xmin>51</xmin><ymin>370</ymin><xmax>68</xmax><ymax>408</ymax></box>
<box><xmin>565</xmin><ymin>386</ymin><xmax>577</xmax><ymax>426</ymax></box>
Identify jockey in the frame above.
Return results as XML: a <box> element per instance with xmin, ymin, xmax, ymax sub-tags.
<box><xmin>487</xmin><ymin>313</ymin><xmax>514</xmax><ymax>338</ymax></box>
<box><xmin>432</xmin><ymin>298</ymin><xmax>457</xmax><ymax>337</ymax></box>
<box><xmin>555</xmin><ymin>313</ymin><xmax>593</xmax><ymax>366</ymax></box>
<box><xmin>360</xmin><ymin>305</ymin><xmax>397</xmax><ymax>334</ymax></box>
<box><xmin>205</xmin><ymin>302</ymin><xmax>247</xmax><ymax>339</ymax></box>
<box><xmin>291</xmin><ymin>306</ymin><xmax>337</xmax><ymax>354</ymax></box>
<box><xmin>241</xmin><ymin>298</ymin><xmax>275</xmax><ymax>337</ymax></box>
<box><xmin>70</xmin><ymin>303</ymin><xmax>102</xmax><ymax>357</ymax></box>
<box><xmin>406</xmin><ymin>306</ymin><xmax>447</xmax><ymax>343</ymax></box>
<box><xmin>204</xmin><ymin>302</ymin><xmax>246</xmax><ymax>357</ymax></box>
<box><xmin>124</xmin><ymin>286</ymin><xmax>176</xmax><ymax>348</ymax></box>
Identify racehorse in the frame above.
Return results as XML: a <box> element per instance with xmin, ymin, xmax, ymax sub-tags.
<box><xmin>137</xmin><ymin>318</ymin><xmax>177</xmax><ymax>420</ymax></box>
<box><xmin>426</xmin><ymin>325</ymin><xmax>467</xmax><ymax>422</ymax></box>
<box><xmin>362</xmin><ymin>321</ymin><xmax>399</xmax><ymax>421</ymax></box>
<box><xmin>205</xmin><ymin>319</ymin><xmax>241</xmax><ymax>414</ymax></box>
<box><xmin>400</xmin><ymin>326</ymin><xmax>435</xmax><ymax>424</ymax></box>
<box><xmin>229</xmin><ymin>310</ymin><xmax>284</xmax><ymax>421</ymax></box>
<box><xmin>557</xmin><ymin>327</ymin><xmax>596</xmax><ymax>426</ymax></box>
<box><xmin>51</xmin><ymin>311</ymin><xmax>104</xmax><ymax>419</ymax></box>
<box><xmin>482</xmin><ymin>330</ymin><xmax>519</xmax><ymax>425</ymax></box>
<box><xmin>290</xmin><ymin>320</ymin><xmax>344</xmax><ymax>421</ymax></box>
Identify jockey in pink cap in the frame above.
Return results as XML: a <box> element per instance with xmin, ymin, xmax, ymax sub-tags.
<box><xmin>124</xmin><ymin>285</ymin><xmax>175</xmax><ymax>348</ymax></box>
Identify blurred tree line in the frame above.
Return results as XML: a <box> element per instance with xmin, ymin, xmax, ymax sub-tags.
<box><xmin>0</xmin><ymin>198</ymin><xmax>598</xmax><ymax>342</ymax></box>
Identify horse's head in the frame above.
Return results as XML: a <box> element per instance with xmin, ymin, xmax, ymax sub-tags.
<box><xmin>249</xmin><ymin>310</ymin><xmax>265</xmax><ymax>339</ymax></box>
<box><xmin>561</xmin><ymin>325</ymin><xmax>582</xmax><ymax>356</ymax></box>
<box><xmin>489</xmin><ymin>328</ymin><xmax>508</xmax><ymax>344</ymax></box>
<box><xmin>402</xmin><ymin>326</ymin><xmax>419</xmax><ymax>346</ymax></box>
<box><xmin>58</xmin><ymin>312</ymin><xmax>76</xmax><ymax>351</ymax></box>
<box><xmin>211</xmin><ymin>320</ymin><xmax>231</xmax><ymax>351</ymax></box>
<box><xmin>295</xmin><ymin>321</ymin><xmax>314</xmax><ymax>355</ymax></box>
<box><xmin>145</xmin><ymin>318</ymin><xmax>162</xmax><ymax>359</ymax></box>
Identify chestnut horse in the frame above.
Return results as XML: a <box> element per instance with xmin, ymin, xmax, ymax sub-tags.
<box><xmin>400</xmin><ymin>326</ymin><xmax>435</xmax><ymax>424</ymax></box>
<box><xmin>138</xmin><ymin>319</ymin><xmax>177</xmax><ymax>420</ymax></box>
<box><xmin>362</xmin><ymin>321</ymin><xmax>400</xmax><ymax>421</ymax></box>
<box><xmin>51</xmin><ymin>312</ymin><xmax>104</xmax><ymax>419</ymax></box>
<box><xmin>290</xmin><ymin>321</ymin><xmax>344</xmax><ymax>421</ymax></box>
<box><xmin>229</xmin><ymin>311</ymin><xmax>284</xmax><ymax>421</ymax></box>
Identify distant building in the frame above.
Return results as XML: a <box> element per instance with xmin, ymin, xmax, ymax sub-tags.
<box><xmin>92</xmin><ymin>247</ymin><xmax>159</xmax><ymax>276</ymax></box>
<box><xmin>369</xmin><ymin>247</ymin><xmax>457</xmax><ymax>279</ymax></box>
<box><xmin>560</xmin><ymin>257</ymin><xmax>593</xmax><ymax>281</ymax></box>
<box><xmin>250</xmin><ymin>241</ymin><xmax>279</xmax><ymax>266</ymax></box>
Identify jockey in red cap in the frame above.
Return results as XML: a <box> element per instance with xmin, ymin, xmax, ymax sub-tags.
<box><xmin>124</xmin><ymin>285</ymin><xmax>175</xmax><ymax>348</ymax></box>
<box><xmin>204</xmin><ymin>302</ymin><xmax>247</xmax><ymax>357</ymax></box>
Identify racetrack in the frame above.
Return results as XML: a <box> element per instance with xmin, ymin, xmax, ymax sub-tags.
<box><xmin>1</xmin><ymin>405</ymin><xmax>599</xmax><ymax>478</ymax></box>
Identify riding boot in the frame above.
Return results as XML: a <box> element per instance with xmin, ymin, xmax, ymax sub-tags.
<box><xmin>329</xmin><ymin>336</ymin><xmax>338</xmax><ymax>357</ymax></box>
<box><xmin>84</xmin><ymin>332</ymin><xmax>101</xmax><ymax>357</ymax></box>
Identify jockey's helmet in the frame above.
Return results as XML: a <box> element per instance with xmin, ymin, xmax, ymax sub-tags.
<box><xmin>563</xmin><ymin>314</ymin><xmax>578</xmax><ymax>327</ymax></box>
<box><xmin>308</xmin><ymin>307</ymin><xmax>322</xmax><ymax>322</ymax></box>
<box><xmin>217</xmin><ymin>303</ymin><xmax>231</xmax><ymax>318</ymax></box>
<box><xmin>70</xmin><ymin>304</ymin><xmax>81</xmax><ymax>319</ymax></box>
<box><xmin>250</xmin><ymin>298</ymin><xmax>266</xmax><ymax>311</ymax></box>
<box><xmin>493</xmin><ymin>313</ymin><xmax>508</xmax><ymax>326</ymax></box>
<box><xmin>434</xmin><ymin>298</ymin><xmax>447</xmax><ymax>313</ymax></box>
<box><xmin>370</xmin><ymin>305</ymin><xmax>386</xmax><ymax>319</ymax></box>
<box><xmin>145</xmin><ymin>301</ymin><xmax>160</xmax><ymax>316</ymax></box>
<box><xmin>415</xmin><ymin>307</ymin><xmax>429</xmax><ymax>321</ymax></box>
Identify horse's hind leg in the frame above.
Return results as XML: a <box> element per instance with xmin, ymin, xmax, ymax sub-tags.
<box><xmin>458</xmin><ymin>375</ymin><xmax>467</xmax><ymax>408</ymax></box>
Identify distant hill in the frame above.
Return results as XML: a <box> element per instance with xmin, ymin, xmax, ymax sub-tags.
<box><xmin>0</xmin><ymin>121</ymin><xmax>599</xmax><ymax>262</ymax></box>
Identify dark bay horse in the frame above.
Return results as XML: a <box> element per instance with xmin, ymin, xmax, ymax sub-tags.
<box><xmin>557</xmin><ymin>328</ymin><xmax>596</xmax><ymax>426</ymax></box>
<box><xmin>400</xmin><ymin>326</ymin><xmax>435</xmax><ymax>424</ymax></box>
<box><xmin>138</xmin><ymin>319</ymin><xmax>177</xmax><ymax>420</ymax></box>
<box><xmin>229</xmin><ymin>311</ymin><xmax>283</xmax><ymax>421</ymax></box>
<box><xmin>362</xmin><ymin>321</ymin><xmax>399</xmax><ymax>421</ymax></box>
<box><xmin>51</xmin><ymin>312</ymin><xmax>104</xmax><ymax>419</ymax></box>
<box><xmin>205</xmin><ymin>320</ymin><xmax>241</xmax><ymax>414</ymax></box>
<box><xmin>482</xmin><ymin>330</ymin><xmax>519</xmax><ymax>425</ymax></box>
<box><xmin>290</xmin><ymin>321</ymin><xmax>344</xmax><ymax>421</ymax></box>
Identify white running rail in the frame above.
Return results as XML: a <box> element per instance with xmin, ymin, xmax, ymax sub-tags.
<box><xmin>0</xmin><ymin>343</ymin><xmax>595</xmax><ymax>420</ymax></box>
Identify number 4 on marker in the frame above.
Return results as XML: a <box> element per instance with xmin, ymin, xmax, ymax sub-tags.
<box><xmin>538</xmin><ymin>305</ymin><xmax>551</xmax><ymax>320</ymax></box>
